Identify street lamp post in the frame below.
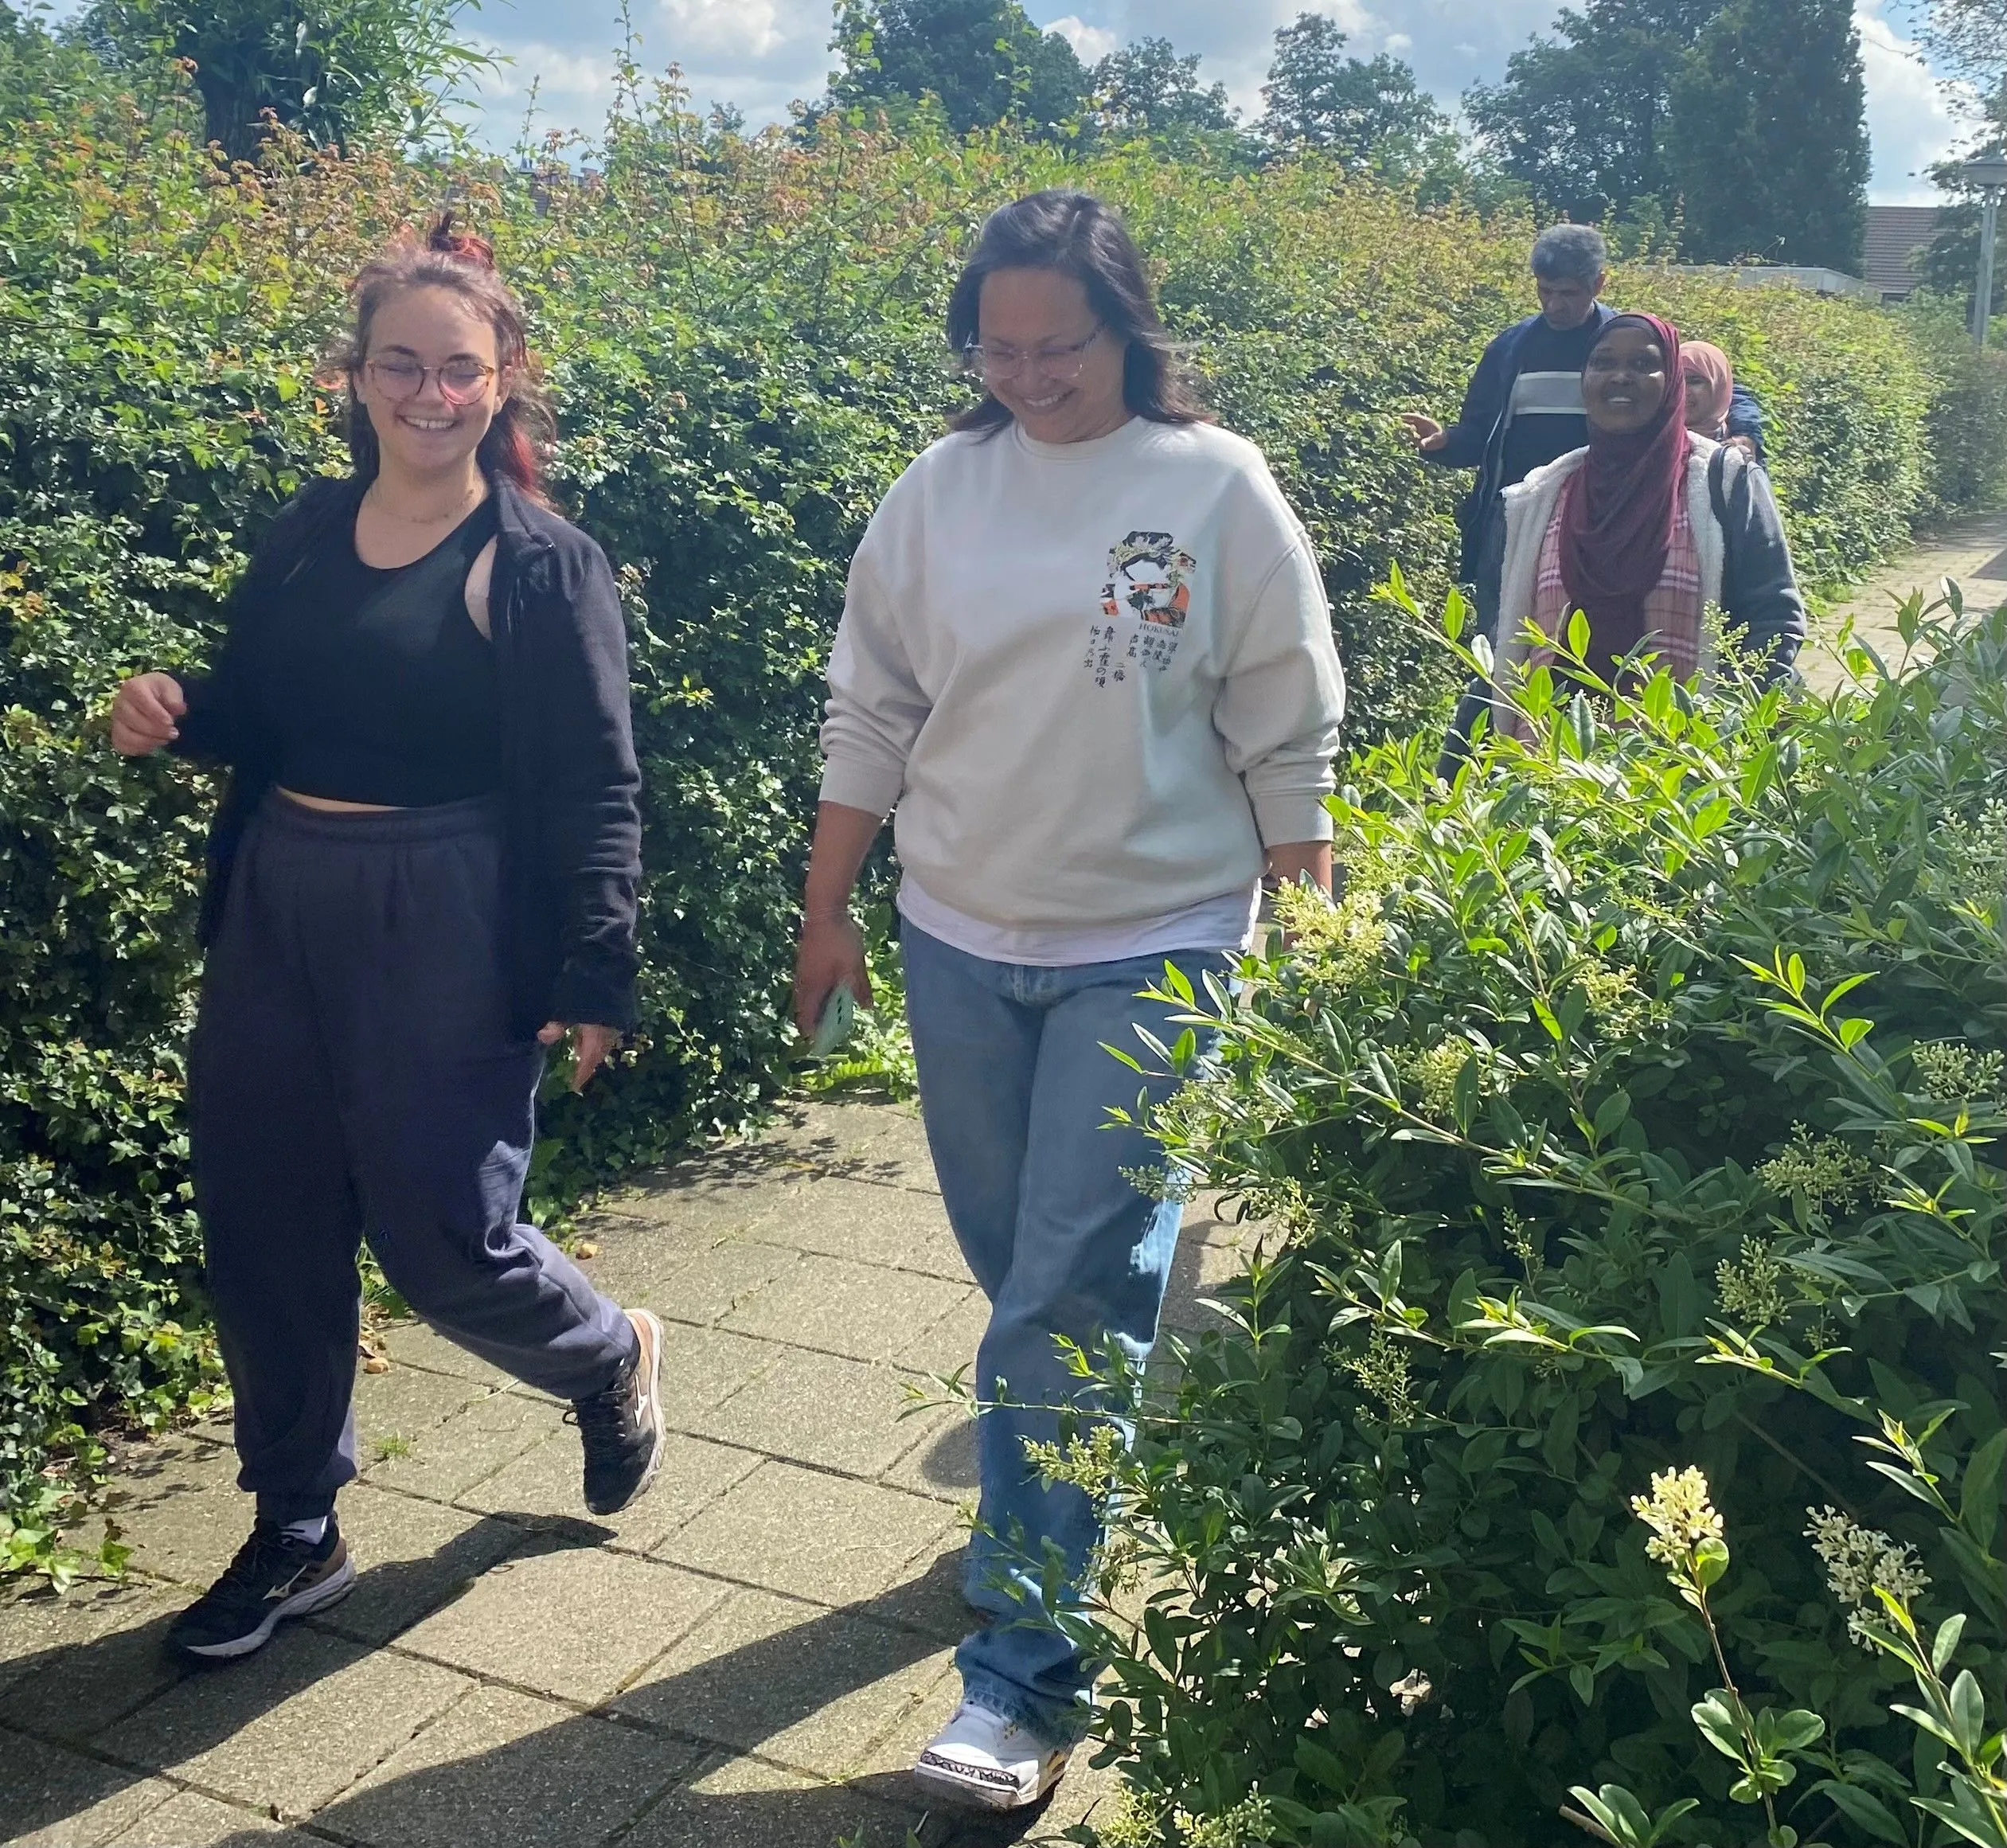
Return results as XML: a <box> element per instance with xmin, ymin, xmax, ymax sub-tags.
<box><xmin>1959</xmin><ymin>154</ymin><xmax>2007</xmax><ymax>350</ymax></box>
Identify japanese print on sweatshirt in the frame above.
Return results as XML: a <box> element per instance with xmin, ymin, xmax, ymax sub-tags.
<box><xmin>819</xmin><ymin>416</ymin><xmax>1347</xmax><ymax>966</ymax></box>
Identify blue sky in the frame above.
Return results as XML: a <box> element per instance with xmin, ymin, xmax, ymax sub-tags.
<box><xmin>458</xmin><ymin>0</ymin><xmax>1978</xmax><ymax>204</ymax></box>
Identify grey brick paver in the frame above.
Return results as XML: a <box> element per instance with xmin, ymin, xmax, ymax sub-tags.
<box><xmin>892</xmin><ymin>1287</ymin><xmax>990</xmax><ymax>1378</ymax></box>
<box><xmin>373</xmin><ymin>1323</ymin><xmax>521</xmax><ymax>1393</ymax></box>
<box><xmin>352</xmin><ymin>1358</ymin><xmax>505</xmax><ymax>1455</ymax></box>
<box><xmin>324</xmin><ymin>1686</ymin><xmax>702</xmax><ymax>1848</ymax></box>
<box><xmin>746</xmin><ymin>1174</ymin><xmax>961</xmax><ymax>1273</ymax></box>
<box><xmin>112</xmin><ymin>1440</ymin><xmax>248</xmax><ymax>1591</ymax></box>
<box><xmin>310</xmin><ymin>1485</ymin><xmax>524</xmax><ymax>1646</ymax></box>
<box><xmin>99</xmin><ymin>1787</ymin><xmax>326</xmax><ymax>1843</ymax></box>
<box><xmin>720</xmin><ymin>1251</ymin><xmax>974</xmax><ymax>1362</ymax></box>
<box><xmin>0</xmin><ymin>1733</ymin><xmax>176</xmax><ymax>1847</ymax></box>
<box><xmin>603</xmin><ymin>1160</ymin><xmax>804</xmax><ymax>1241</ymax></box>
<box><xmin>883</xmin><ymin>1412</ymin><xmax>979</xmax><ymax>1503</ymax></box>
<box><xmin>616</xmin><ymin>1748</ymin><xmax>924</xmax><ymax>1848</ymax></box>
<box><xmin>1812</xmin><ymin>506</ymin><xmax>2007</xmax><ymax>693</ymax></box>
<box><xmin>109</xmin><ymin>1627</ymin><xmax>471</xmax><ymax>1815</ymax></box>
<box><xmin>650</xmin><ymin>1325</ymin><xmax>784</xmax><ymax>1424</ymax></box>
<box><xmin>358</xmin><ymin>1387</ymin><xmax>558</xmax><ymax>1503</ymax></box>
<box><xmin>608</xmin><ymin>1586</ymin><xmax>953</xmax><ymax>1779</ymax></box>
<box><xmin>623</xmin><ymin>1235</ymin><xmax>799</xmax><ymax>1331</ymax></box>
<box><xmin>392</xmin><ymin>1545</ymin><xmax>728</xmax><ymax>1705</ymax></box>
<box><xmin>682</xmin><ymin>1346</ymin><xmax>937</xmax><ymax>1477</ymax></box>
<box><xmin>0</xmin><ymin>1582</ymin><xmax>184</xmax><ymax>1721</ymax></box>
<box><xmin>657</xmin><ymin>1459</ymin><xmax>957</xmax><ymax>1605</ymax></box>
<box><xmin>0</xmin><ymin>1588</ymin><xmax>189</xmax><ymax>1745</ymax></box>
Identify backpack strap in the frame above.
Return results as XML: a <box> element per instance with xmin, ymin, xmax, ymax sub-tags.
<box><xmin>1708</xmin><ymin>442</ymin><xmax>1734</xmax><ymax>531</ymax></box>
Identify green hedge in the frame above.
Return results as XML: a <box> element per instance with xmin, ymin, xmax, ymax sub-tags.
<box><xmin>1</xmin><ymin>27</ymin><xmax>2000</xmax><ymax>1569</ymax></box>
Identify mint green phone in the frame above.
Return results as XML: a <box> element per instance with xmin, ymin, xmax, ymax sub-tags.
<box><xmin>810</xmin><ymin>983</ymin><xmax>859</xmax><ymax>1059</ymax></box>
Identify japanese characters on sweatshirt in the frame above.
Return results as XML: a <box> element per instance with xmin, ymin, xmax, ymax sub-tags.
<box><xmin>818</xmin><ymin>415</ymin><xmax>1347</xmax><ymax>966</ymax></box>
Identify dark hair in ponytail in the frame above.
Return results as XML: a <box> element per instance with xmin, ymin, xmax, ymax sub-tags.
<box><xmin>329</xmin><ymin>212</ymin><xmax>556</xmax><ymax>504</ymax></box>
<box><xmin>946</xmin><ymin>190</ymin><xmax>1208</xmax><ymax>437</ymax></box>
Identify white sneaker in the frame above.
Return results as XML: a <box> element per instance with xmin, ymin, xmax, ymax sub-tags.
<box><xmin>913</xmin><ymin>1698</ymin><xmax>1072</xmax><ymax>1811</ymax></box>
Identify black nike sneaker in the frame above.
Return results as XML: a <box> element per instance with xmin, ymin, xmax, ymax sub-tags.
<box><xmin>167</xmin><ymin>1519</ymin><xmax>355</xmax><ymax>1660</ymax></box>
<box><xmin>570</xmin><ymin>1307</ymin><xmax>666</xmax><ymax>1515</ymax></box>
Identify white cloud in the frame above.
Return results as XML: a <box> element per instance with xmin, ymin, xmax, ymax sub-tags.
<box><xmin>475</xmin><ymin>41</ymin><xmax>620</xmax><ymax>104</ymax></box>
<box><xmin>1384</xmin><ymin>33</ymin><xmax>1413</xmax><ymax>54</ymax></box>
<box><xmin>1048</xmin><ymin>15</ymin><xmax>1119</xmax><ymax>63</ymax></box>
<box><xmin>654</xmin><ymin>0</ymin><xmax>799</xmax><ymax>62</ymax></box>
<box><xmin>1854</xmin><ymin>0</ymin><xmax>1970</xmax><ymax>203</ymax></box>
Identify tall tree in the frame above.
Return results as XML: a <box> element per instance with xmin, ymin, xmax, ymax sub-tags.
<box><xmin>1668</xmin><ymin>0</ymin><xmax>1868</xmax><ymax>269</ymax></box>
<box><xmin>1258</xmin><ymin>11</ymin><xmax>1457</xmax><ymax>179</ymax></box>
<box><xmin>827</xmin><ymin>0</ymin><xmax>1086</xmax><ymax>137</ymax></box>
<box><xmin>1463</xmin><ymin>0</ymin><xmax>1720</xmax><ymax>223</ymax></box>
<box><xmin>76</xmin><ymin>0</ymin><xmax>491</xmax><ymax>159</ymax></box>
<box><xmin>1087</xmin><ymin>35</ymin><xmax>1233</xmax><ymax>139</ymax></box>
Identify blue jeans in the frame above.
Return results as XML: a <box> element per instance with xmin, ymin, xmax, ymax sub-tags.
<box><xmin>900</xmin><ymin>920</ymin><xmax>1228</xmax><ymax>1744</ymax></box>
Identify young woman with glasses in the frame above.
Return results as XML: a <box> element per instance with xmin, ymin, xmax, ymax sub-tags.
<box><xmin>795</xmin><ymin>190</ymin><xmax>1347</xmax><ymax>1810</ymax></box>
<box><xmin>109</xmin><ymin>215</ymin><xmax>666</xmax><ymax>1662</ymax></box>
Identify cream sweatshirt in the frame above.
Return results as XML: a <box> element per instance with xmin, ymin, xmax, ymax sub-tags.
<box><xmin>819</xmin><ymin>416</ymin><xmax>1348</xmax><ymax>934</ymax></box>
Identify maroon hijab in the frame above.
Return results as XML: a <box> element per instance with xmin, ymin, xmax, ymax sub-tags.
<box><xmin>1559</xmin><ymin>313</ymin><xmax>1688</xmax><ymax>678</ymax></box>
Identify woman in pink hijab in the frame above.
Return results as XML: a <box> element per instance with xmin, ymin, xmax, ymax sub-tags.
<box><xmin>1681</xmin><ymin>342</ymin><xmax>1737</xmax><ymax>443</ymax></box>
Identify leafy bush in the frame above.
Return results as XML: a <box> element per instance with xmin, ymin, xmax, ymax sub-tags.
<box><xmin>1059</xmin><ymin>588</ymin><xmax>2006</xmax><ymax>1847</ymax></box>
<box><xmin>2</xmin><ymin>16</ymin><xmax>2000</xmax><ymax>1573</ymax></box>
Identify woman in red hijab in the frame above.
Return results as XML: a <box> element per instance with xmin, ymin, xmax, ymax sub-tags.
<box><xmin>1477</xmin><ymin>311</ymin><xmax>1806</xmax><ymax>741</ymax></box>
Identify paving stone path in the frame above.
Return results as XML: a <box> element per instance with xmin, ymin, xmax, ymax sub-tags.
<box><xmin>2</xmin><ymin>1097</ymin><xmax>1248</xmax><ymax>1848</ymax></box>
<box><xmin>1803</xmin><ymin>504</ymin><xmax>2007</xmax><ymax>693</ymax></box>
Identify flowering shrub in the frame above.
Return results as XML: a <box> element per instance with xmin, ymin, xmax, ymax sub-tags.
<box><xmin>1059</xmin><ymin>587</ymin><xmax>2006</xmax><ymax>1846</ymax></box>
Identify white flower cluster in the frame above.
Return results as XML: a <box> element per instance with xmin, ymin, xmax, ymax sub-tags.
<box><xmin>1935</xmin><ymin>798</ymin><xmax>2007</xmax><ymax>902</ymax></box>
<box><xmin>1402</xmin><ymin>1038</ymin><xmax>1472</xmax><ymax>1118</ymax></box>
<box><xmin>1910</xmin><ymin>1038</ymin><xmax>2005</xmax><ymax>1106</ymax></box>
<box><xmin>1504</xmin><ymin>1205</ymin><xmax>1544</xmax><ymax>1283</ymax></box>
<box><xmin>1755</xmin><ymin>1123</ymin><xmax>1874</xmax><ymax>1214</ymax></box>
<box><xmin>1342</xmin><ymin>1327</ymin><xmax>1417</xmax><ymax>1424</ymax></box>
<box><xmin>1632</xmin><ymin>1466</ymin><xmax>1724</xmax><ymax>1573</ymax></box>
<box><xmin>1573</xmin><ymin>961</ymin><xmax>1658</xmax><ymax>1035</ymax></box>
<box><xmin>1716</xmin><ymin>1236</ymin><xmax>1788</xmax><ymax>1326</ymax></box>
<box><xmin>1804</xmin><ymin>1505</ymin><xmax>1931</xmax><ymax>1647</ymax></box>
<box><xmin>1275</xmin><ymin>881</ymin><xmax>1388</xmax><ymax>990</ymax></box>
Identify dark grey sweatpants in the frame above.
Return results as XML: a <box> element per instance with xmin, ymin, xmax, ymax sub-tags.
<box><xmin>189</xmin><ymin>794</ymin><xmax>638</xmax><ymax>1524</ymax></box>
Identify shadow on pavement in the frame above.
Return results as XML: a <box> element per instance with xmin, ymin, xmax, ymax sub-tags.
<box><xmin>6</xmin><ymin>1533</ymin><xmax>1103</xmax><ymax>1848</ymax></box>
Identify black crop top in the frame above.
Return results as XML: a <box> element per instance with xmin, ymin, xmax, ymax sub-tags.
<box><xmin>261</xmin><ymin>498</ymin><xmax>503</xmax><ymax>807</ymax></box>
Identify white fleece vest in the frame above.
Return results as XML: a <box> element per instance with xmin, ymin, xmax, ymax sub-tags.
<box><xmin>1491</xmin><ymin>436</ymin><xmax>1743</xmax><ymax>725</ymax></box>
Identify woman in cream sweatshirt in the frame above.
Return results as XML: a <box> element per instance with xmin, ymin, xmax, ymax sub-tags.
<box><xmin>793</xmin><ymin>190</ymin><xmax>1346</xmax><ymax>1812</ymax></box>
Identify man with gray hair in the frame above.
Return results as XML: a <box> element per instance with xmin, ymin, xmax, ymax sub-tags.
<box><xmin>1403</xmin><ymin>223</ymin><xmax>1763</xmax><ymax>604</ymax></box>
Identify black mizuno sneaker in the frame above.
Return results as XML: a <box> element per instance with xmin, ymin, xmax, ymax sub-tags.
<box><xmin>571</xmin><ymin>1307</ymin><xmax>666</xmax><ymax>1516</ymax></box>
<box><xmin>167</xmin><ymin>1519</ymin><xmax>355</xmax><ymax>1660</ymax></box>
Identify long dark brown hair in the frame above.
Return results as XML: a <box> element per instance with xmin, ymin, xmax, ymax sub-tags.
<box><xmin>329</xmin><ymin>213</ymin><xmax>556</xmax><ymax>504</ymax></box>
<box><xmin>947</xmin><ymin>191</ymin><xmax>1208</xmax><ymax>437</ymax></box>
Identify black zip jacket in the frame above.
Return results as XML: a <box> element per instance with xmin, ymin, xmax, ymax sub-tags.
<box><xmin>170</xmin><ymin>473</ymin><xmax>642</xmax><ymax>1036</ymax></box>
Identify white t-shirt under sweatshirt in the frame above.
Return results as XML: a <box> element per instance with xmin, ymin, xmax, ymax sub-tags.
<box><xmin>819</xmin><ymin>415</ymin><xmax>1348</xmax><ymax>966</ymax></box>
